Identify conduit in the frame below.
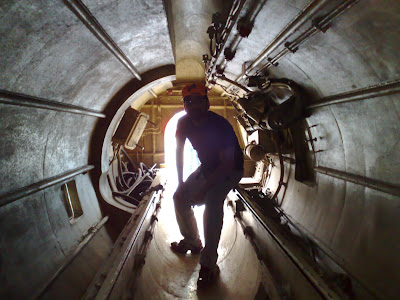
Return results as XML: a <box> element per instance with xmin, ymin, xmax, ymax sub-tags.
<box><xmin>206</xmin><ymin>0</ymin><xmax>248</xmax><ymax>81</ymax></box>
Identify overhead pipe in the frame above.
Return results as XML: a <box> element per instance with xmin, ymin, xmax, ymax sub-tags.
<box><xmin>0</xmin><ymin>90</ymin><xmax>105</xmax><ymax>118</ymax></box>
<box><xmin>206</xmin><ymin>0</ymin><xmax>248</xmax><ymax>81</ymax></box>
<box><xmin>256</xmin><ymin>0</ymin><xmax>360</xmax><ymax>73</ymax></box>
<box><xmin>0</xmin><ymin>165</ymin><xmax>94</xmax><ymax>207</ymax></box>
<box><xmin>62</xmin><ymin>0</ymin><xmax>141</xmax><ymax>80</ymax></box>
<box><xmin>307</xmin><ymin>80</ymin><xmax>400</xmax><ymax>109</ymax></box>
<box><xmin>234</xmin><ymin>0</ymin><xmax>329</xmax><ymax>84</ymax></box>
<box><xmin>216</xmin><ymin>74</ymin><xmax>251</xmax><ymax>93</ymax></box>
<box><xmin>315</xmin><ymin>166</ymin><xmax>400</xmax><ymax>197</ymax></box>
<box><xmin>214</xmin><ymin>0</ymin><xmax>268</xmax><ymax>78</ymax></box>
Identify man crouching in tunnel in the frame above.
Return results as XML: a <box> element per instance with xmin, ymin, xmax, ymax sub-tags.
<box><xmin>171</xmin><ymin>83</ymin><xmax>244</xmax><ymax>287</ymax></box>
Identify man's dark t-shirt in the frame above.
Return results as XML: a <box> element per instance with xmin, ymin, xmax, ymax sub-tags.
<box><xmin>176</xmin><ymin>111</ymin><xmax>244</xmax><ymax>176</ymax></box>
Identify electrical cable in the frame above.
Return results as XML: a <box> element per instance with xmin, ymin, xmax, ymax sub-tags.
<box><xmin>271</xmin><ymin>138</ymin><xmax>284</xmax><ymax>204</ymax></box>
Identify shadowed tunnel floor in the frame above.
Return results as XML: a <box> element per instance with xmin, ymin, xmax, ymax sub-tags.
<box><xmin>131</xmin><ymin>179</ymin><xmax>262</xmax><ymax>299</ymax></box>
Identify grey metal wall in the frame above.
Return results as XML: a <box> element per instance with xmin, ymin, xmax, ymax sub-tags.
<box><xmin>203</xmin><ymin>0</ymin><xmax>400</xmax><ymax>297</ymax></box>
<box><xmin>0</xmin><ymin>0</ymin><xmax>174</xmax><ymax>298</ymax></box>
<box><xmin>250</xmin><ymin>1</ymin><xmax>400</xmax><ymax>298</ymax></box>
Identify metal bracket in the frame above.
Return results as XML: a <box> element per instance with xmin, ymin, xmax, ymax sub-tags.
<box><xmin>284</xmin><ymin>42</ymin><xmax>298</xmax><ymax>54</ymax></box>
<box><xmin>224</xmin><ymin>47</ymin><xmax>236</xmax><ymax>61</ymax></box>
<box><xmin>306</xmin><ymin>137</ymin><xmax>318</xmax><ymax>143</ymax></box>
<box><xmin>267</xmin><ymin>57</ymin><xmax>279</xmax><ymax>67</ymax></box>
<box><xmin>202</xmin><ymin>54</ymin><xmax>210</xmax><ymax>64</ymax></box>
<box><xmin>237</xmin><ymin>16</ymin><xmax>254</xmax><ymax>38</ymax></box>
<box><xmin>151</xmin><ymin>215</ymin><xmax>158</xmax><ymax>224</ymax></box>
<box><xmin>216</xmin><ymin>65</ymin><xmax>225</xmax><ymax>74</ymax></box>
<box><xmin>134</xmin><ymin>254</ymin><xmax>146</xmax><ymax>269</ymax></box>
<box><xmin>312</xmin><ymin>17</ymin><xmax>329</xmax><ymax>33</ymax></box>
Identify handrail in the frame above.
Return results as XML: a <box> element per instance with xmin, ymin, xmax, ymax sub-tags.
<box><xmin>235</xmin><ymin>0</ymin><xmax>329</xmax><ymax>83</ymax></box>
<box><xmin>0</xmin><ymin>165</ymin><xmax>94</xmax><ymax>207</ymax></box>
<box><xmin>0</xmin><ymin>90</ymin><xmax>105</xmax><ymax>118</ymax></box>
<box><xmin>62</xmin><ymin>0</ymin><xmax>141</xmax><ymax>80</ymax></box>
<box><xmin>315</xmin><ymin>166</ymin><xmax>400</xmax><ymax>197</ymax></box>
<box><xmin>84</xmin><ymin>175</ymin><xmax>164</xmax><ymax>299</ymax></box>
<box><xmin>307</xmin><ymin>80</ymin><xmax>400</xmax><ymax>109</ymax></box>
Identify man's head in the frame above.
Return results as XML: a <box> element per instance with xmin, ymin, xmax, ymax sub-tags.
<box><xmin>182</xmin><ymin>83</ymin><xmax>210</xmax><ymax>121</ymax></box>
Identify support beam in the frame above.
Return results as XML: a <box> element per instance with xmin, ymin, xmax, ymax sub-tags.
<box><xmin>63</xmin><ymin>0</ymin><xmax>141</xmax><ymax>80</ymax></box>
<box><xmin>0</xmin><ymin>165</ymin><xmax>94</xmax><ymax>207</ymax></box>
<box><xmin>315</xmin><ymin>166</ymin><xmax>400</xmax><ymax>197</ymax></box>
<box><xmin>307</xmin><ymin>80</ymin><xmax>400</xmax><ymax>109</ymax></box>
<box><xmin>0</xmin><ymin>90</ymin><xmax>105</xmax><ymax>118</ymax></box>
<box><xmin>168</xmin><ymin>0</ymin><xmax>220</xmax><ymax>82</ymax></box>
<box><xmin>141</xmin><ymin>104</ymin><xmax>235</xmax><ymax>109</ymax></box>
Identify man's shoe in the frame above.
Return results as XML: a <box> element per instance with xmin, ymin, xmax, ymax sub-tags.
<box><xmin>170</xmin><ymin>239</ymin><xmax>203</xmax><ymax>254</ymax></box>
<box><xmin>197</xmin><ymin>265</ymin><xmax>220</xmax><ymax>288</ymax></box>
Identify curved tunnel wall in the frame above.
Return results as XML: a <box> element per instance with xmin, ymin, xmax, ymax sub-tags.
<box><xmin>0</xmin><ymin>0</ymin><xmax>174</xmax><ymax>298</ymax></box>
<box><xmin>0</xmin><ymin>0</ymin><xmax>399</xmax><ymax>298</ymax></box>
<box><xmin>251</xmin><ymin>1</ymin><xmax>400</xmax><ymax>297</ymax></box>
<box><xmin>215</xmin><ymin>0</ymin><xmax>400</xmax><ymax>297</ymax></box>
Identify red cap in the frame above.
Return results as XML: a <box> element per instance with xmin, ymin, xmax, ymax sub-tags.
<box><xmin>182</xmin><ymin>83</ymin><xmax>208</xmax><ymax>100</ymax></box>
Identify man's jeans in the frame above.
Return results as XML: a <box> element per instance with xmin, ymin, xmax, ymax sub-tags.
<box><xmin>173</xmin><ymin>166</ymin><xmax>243</xmax><ymax>268</ymax></box>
